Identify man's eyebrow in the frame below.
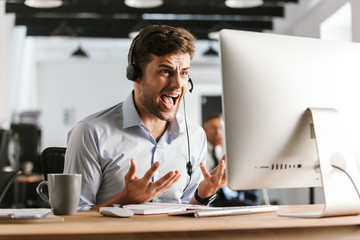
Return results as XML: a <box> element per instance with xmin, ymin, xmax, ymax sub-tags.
<box><xmin>158</xmin><ymin>64</ymin><xmax>173</xmax><ymax>69</ymax></box>
<box><xmin>158</xmin><ymin>64</ymin><xmax>191</xmax><ymax>71</ymax></box>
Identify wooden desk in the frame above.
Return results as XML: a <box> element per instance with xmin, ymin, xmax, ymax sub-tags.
<box><xmin>1</xmin><ymin>205</ymin><xmax>360</xmax><ymax>240</ymax></box>
<box><xmin>16</xmin><ymin>174</ymin><xmax>43</xmax><ymax>183</ymax></box>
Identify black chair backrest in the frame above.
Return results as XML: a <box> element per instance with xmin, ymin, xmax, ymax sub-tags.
<box><xmin>0</xmin><ymin>129</ymin><xmax>10</xmax><ymax>171</ymax></box>
<box><xmin>41</xmin><ymin>147</ymin><xmax>66</xmax><ymax>181</ymax></box>
<box><xmin>0</xmin><ymin>171</ymin><xmax>21</xmax><ymax>203</ymax></box>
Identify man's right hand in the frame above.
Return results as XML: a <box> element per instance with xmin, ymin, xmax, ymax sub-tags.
<box><xmin>91</xmin><ymin>158</ymin><xmax>181</xmax><ymax>210</ymax></box>
<box><xmin>122</xmin><ymin>158</ymin><xmax>181</xmax><ymax>204</ymax></box>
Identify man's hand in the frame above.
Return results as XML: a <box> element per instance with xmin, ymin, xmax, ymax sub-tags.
<box><xmin>122</xmin><ymin>159</ymin><xmax>181</xmax><ymax>204</ymax></box>
<box><xmin>91</xmin><ymin>159</ymin><xmax>181</xmax><ymax>210</ymax></box>
<box><xmin>192</xmin><ymin>156</ymin><xmax>226</xmax><ymax>204</ymax></box>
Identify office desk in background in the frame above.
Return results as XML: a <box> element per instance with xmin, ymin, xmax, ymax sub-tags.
<box><xmin>1</xmin><ymin>205</ymin><xmax>360</xmax><ymax>240</ymax></box>
<box><xmin>14</xmin><ymin>174</ymin><xmax>44</xmax><ymax>208</ymax></box>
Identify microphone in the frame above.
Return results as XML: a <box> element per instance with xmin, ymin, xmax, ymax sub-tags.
<box><xmin>183</xmin><ymin>77</ymin><xmax>194</xmax><ymax>179</ymax></box>
<box><xmin>188</xmin><ymin>78</ymin><xmax>194</xmax><ymax>93</ymax></box>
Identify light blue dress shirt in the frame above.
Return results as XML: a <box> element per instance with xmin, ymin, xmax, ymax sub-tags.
<box><xmin>64</xmin><ymin>92</ymin><xmax>207</xmax><ymax>210</ymax></box>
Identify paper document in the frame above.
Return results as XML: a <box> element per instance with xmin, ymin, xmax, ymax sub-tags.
<box><xmin>0</xmin><ymin>208</ymin><xmax>51</xmax><ymax>219</ymax></box>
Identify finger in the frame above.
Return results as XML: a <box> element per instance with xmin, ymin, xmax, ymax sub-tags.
<box><xmin>214</xmin><ymin>160</ymin><xmax>226</xmax><ymax>182</ymax></box>
<box><xmin>157</xmin><ymin>174</ymin><xmax>181</xmax><ymax>196</ymax></box>
<box><xmin>143</xmin><ymin>161</ymin><xmax>160</xmax><ymax>181</ymax></box>
<box><xmin>161</xmin><ymin>171</ymin><xmax>181</xmax><ymax>189</ymax></box>
<box><xmin>217</xmin><ymin>160</ymin><xmax>226</xmax><ymax>174</ymax></box>
<box><xmin>200</xmin><ymin>163</ymin><xmax>211</xmax><ymax>180</ymax></box>
<box><xmin>218</xmin><ymin>168</ymin><xmax>227</xmax><ymax>188</ymax></box>
<box><xmin>125</xmin><ymin>158</ymin><xmax>137</xmax><ymax>182</ymax></box>
<box><xmin>154</xmin><ymin>171</ymin><xmax>181</xmax><ymax>193</ymax></box>
<box><xmin>153</xmin><ymin>170</ymin><xmax>176</xmax><ymax>188</ymax></box>
<box><xmin>221</xmin><ymin>172</ymin><xmax>227</xmax><ymax>186</ymax></box>
<box><xmin>221</xmin><ymin>165</ymin><xmax>227</xmax><ymax>181</ymax></box>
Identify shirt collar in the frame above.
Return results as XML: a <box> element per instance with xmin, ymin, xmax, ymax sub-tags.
<box><xmin>122</xmin><ymin>91</ymin><xmax>185</xmax><ymax>140</ymax></box>
<box><xmin>122</xmin><ymin>92</ymin><xmax>143</xmax><ymax>129</ymax></box>
<box><xmin>168</xmin><ymin>115</ymin><xmax>181</xmax><ymax>140</ymax></box>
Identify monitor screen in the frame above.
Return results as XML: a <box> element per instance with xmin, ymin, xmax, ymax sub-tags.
<box><xmin>219</xmin><ymin>29</ymin><xmax>360</xmax><ymax>216</ymax></box>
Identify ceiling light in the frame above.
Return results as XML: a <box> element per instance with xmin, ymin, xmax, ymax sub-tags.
<box><xmin>24</xmin><ymin>0</ymin><xmax>63</xmax><ymax>8</ymax></box>
<box><xmin>225</xmin><ymin>0</ymin><xmax>263</xmax><ymax>8</ymax></box>
<box><xmin>125</xmin><ymin>0</ymin><xmax>163</xmax><ymax>8</ymax></box>
<box><xmin>71</xmin><ymin>45</ymin><xmax>88</xmax><ymax>58</ymax></box>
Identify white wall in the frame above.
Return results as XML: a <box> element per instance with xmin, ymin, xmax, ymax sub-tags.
<box><xmin>274</xmin><ymin>0</ymin><xmax>360</xmax><ymax>42</ymax></box>
<box><xmin>38</xmin><ymin>59</ymin><xmax>133</xmax><ymax>148</ymax></box>
<box><xmin>274</xmin><ymin>0</ymin><xmax>350</xmax><ymax>38</ymax></box>
<box><xmin>0</xmin><ymin>3</ymin><xmax>15</xmax><ymax>128</ymax></box>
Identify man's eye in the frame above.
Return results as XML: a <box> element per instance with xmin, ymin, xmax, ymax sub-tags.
<box><xmin>181</xmin><ymin>71</ymin><xmax>189</xmax><ymax>77</ymax></box>
<box><xmin>161</xmin><ymin>70</ymin><xmax>170</xmax><ymax>75</ymax></box>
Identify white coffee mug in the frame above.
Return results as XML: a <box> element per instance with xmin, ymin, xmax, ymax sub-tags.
<box><xmin>36</xmin><ymin>173</ymin><xmax>81</xmax><ymax>215</ymax></box>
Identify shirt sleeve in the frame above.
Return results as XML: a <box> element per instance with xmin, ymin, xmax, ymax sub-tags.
<box><xmin>180</xmin><ymin>129</ymin><xmax>207</xmax><ymax>204</ymax></box>
<box><xmin>63</xmin><ymin>122</ymin><xmax>102</xmax><ymax>210</ymax></box>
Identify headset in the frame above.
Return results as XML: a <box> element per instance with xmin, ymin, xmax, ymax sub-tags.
<box><xmin>126</xmin><ymin>40</ymin><xmax>140</xmax><ymax>81</ymax></box>
<box><xmin>126</xmin><ymin>39</ymin><xmax>194</xmax><ymax>178</ymax></box>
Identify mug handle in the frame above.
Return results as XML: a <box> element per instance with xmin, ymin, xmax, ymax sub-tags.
<box><xmin>36</xmin><ymin>181</ymin><xmax>50</xmax><ymax>204</ymax></box>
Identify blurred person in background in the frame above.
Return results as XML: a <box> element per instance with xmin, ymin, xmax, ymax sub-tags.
<box><xmin>203</xmin><ymin>113</ymin><xmax>258</xmax><ymax>207</ymax></box>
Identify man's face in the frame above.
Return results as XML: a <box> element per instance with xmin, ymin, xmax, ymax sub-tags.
<box><xmin>204</xmin><ymin>117</ymin><xmax>223</xmax><ymax>147</ymax></box>
<box><xmin>134</xmin><ymin>53</ymin><xmax>191</xmax><ymax>122</ymax></box>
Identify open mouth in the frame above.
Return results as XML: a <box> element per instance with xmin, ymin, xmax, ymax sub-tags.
<box><xmin>160</xmin><ymin>94</ymin><xmax>179</xmax><ymax>109</ymax></box>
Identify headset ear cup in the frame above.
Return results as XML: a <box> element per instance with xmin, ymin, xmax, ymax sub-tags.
<box><xmin>126</xmin><ymin>64</ymin><xmax>140</xmax><ymax>81</ymax></box>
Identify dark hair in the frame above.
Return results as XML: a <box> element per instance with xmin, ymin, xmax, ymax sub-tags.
<box><xmin>203</xmin><ymin>112</ymin><xmax>222</xmax><ymax>126</ymax></box>
<box><xmin>128</xmin><ymin>25</ymin><xmax>196</xmax><ymax>78</ymax></box>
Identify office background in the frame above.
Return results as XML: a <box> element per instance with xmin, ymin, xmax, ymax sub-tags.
<box><xmin>1</xmin><ymin>0</ymin><xmax>359</xmax><ymax>207</ymax></box>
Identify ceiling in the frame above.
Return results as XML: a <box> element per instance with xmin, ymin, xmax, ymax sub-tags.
<box><xmin>5</xmin><ymin>0</ymin><xmax>298</xmax><ymax>39</ymax></box>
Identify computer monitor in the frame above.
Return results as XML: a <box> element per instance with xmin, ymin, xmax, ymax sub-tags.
<box><xmin>219</xmin><ymin>29</ymin><xmax>360</xmax><ymax>217</ymax></box>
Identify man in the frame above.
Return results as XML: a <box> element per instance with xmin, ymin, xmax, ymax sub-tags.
<box><xmin>203</xmin><ymin>113</ymin><xmax>224</xmax><ymax>173</ymax></box>
<box><xmin>203</xmin><ymin>113</ymin><xmax>257</xmax><ymax>207</ymax></box>
<box><xmin>64</xmin><ymin>25</ymin><xmax>226</xmax><ymax>210</ymax></box>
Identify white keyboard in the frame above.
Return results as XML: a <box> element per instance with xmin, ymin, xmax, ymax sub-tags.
<box><xmin>168</xmin><ymin>205</ymin><xmax>279</xmax><ymax>218</ymax></box>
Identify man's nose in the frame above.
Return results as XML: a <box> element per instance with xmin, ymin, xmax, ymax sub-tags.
<box><xmin>170</xmin><ymin>73</ymin><xmax>183</xmax><ymax>89</ymax></box>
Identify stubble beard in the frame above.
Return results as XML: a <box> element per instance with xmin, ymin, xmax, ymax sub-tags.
<box><xmin>139</xmin><ymin>88</ymin><xmax>180</xmax><ymax>122</ymax></box>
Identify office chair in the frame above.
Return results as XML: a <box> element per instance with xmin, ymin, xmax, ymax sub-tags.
<box><xmin>0</xmin><ymin>129</ymin><xmax>11</xmax><ymax>171</ymax></box>
<box><xmin>0</xmin><ymin>171</ymin><xmax>21</xmax><ymax>203</ymax></box>
<box><xmin>40</xmin><ymin>147</ymin><xmax>66</xmax><ymax>181</ymax></box>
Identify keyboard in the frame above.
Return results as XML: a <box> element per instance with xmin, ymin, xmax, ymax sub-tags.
<box><xmin>168</xmin><ymin>205</ymin><xmax>279</xmax><ymax>218</ymax></box>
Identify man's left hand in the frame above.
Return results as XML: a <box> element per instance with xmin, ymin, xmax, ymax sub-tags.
<box><xmin>196</xmin><ymin>156</ymin><xmax>226</xmax><ymax>202</ymax></box>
